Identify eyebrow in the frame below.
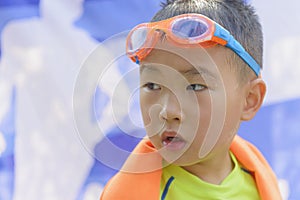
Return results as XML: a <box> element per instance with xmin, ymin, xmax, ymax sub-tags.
<box><xmin>181</xmin><ymin>67</ymin><xmax>217</xmax><ymax>80</ymax></box>
<box><xmin>140</xmin><ymin>64</ymin><xmax>159</xmax><ymax>74</ymax></box>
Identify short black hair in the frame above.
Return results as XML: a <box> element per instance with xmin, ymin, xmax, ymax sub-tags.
<box><xmin>151</xmin><ymin>0</ymin><xmax>263</xmax><ymax>80</ymax></box>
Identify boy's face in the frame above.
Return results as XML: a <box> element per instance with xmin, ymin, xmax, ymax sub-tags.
<box><xmin>139</xmin><ymin>42</ymin><xmax>248</xmax><ymax>166</ymax></box>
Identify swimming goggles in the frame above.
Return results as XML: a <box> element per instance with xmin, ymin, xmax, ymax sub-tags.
<box><xmin>126</xmin><ymin>13</ymin><xmax>260</xmax><ymax>76</ymax></box>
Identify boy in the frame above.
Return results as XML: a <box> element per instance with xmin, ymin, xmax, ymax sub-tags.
<box><xmin>101</xmin><ymin>0</ymin><xmax>282</xmax><ymax>199</ymax></box>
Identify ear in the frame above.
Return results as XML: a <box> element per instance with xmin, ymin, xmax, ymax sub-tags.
<box><xmin>241</xmin><ymin>78</ymin><xmax>266</xmax><ymax>121</ymax></box>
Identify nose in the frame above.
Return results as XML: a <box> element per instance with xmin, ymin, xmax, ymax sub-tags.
<box><xmin>159</xmin><ymin>90</ymin><xmax>184</xmax><ymax>123</ymax></box>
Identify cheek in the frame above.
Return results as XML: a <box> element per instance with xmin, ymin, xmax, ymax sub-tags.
<box><xmin>139</xmin><ymin>91</ymin><xmax>165</xmax><ymax>149</ymax></box>
<box><xmin>140</xmin><ymin>92</ymin><xmax>156</xmax><ymax>125</ymax></box>
<box><xmin>196</xmin><ymin>93</ymin><xmax>213</xmax><ymax>130</ymax></box>
<box><xmin>213</xmin><ymin>90</ymin><xmax>244</xmax><ymax>147</ymax></box>
<box><xmin>189</xmin><ymin>91</ymin><xmax>229</xmax><ymax>158</ymax></box>
<box><xmin>185</xmin><ymin>94</ymin><xmax>213</xmax><ymax>148</ymax></box>
<box><xmin>139</xmin><ymin>91</ymin><xmax>164</xmax><ymax>134</ymax></box>
<box><xmin>140</xmin><ymin>93</ymin><xmax>152</xmax><ymax>126</ymax></box>
<box><xmin>225</xmin><ymin>86</ymin><xmax>244</xmax><ymax>124</ymax></box>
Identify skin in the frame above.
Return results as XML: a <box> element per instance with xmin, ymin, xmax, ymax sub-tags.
<box><xmin>139</xmin><ymin>41</ymin><xmax>266</xmax><ymax>185</ymax></box>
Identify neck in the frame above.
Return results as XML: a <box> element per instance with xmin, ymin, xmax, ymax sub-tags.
<box><xmin>181</xmin><ymin>151</ymin><xmax>234</xmax><ymax>185</ymax></box>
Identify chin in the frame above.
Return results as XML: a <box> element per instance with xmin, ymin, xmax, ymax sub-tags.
<box><xmin>162</xmin><ymin>154</ymin><xmax>202</xmax><ymax>167</ymax></box>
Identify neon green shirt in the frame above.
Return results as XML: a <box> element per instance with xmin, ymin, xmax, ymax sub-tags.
<box><xmin>160</xmin><ymin>152</ymin><xmax>260</xmax><ymax>200</ymax></box>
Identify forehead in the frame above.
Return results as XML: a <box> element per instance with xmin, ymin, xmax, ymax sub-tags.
<box><xmin>140</xmin><ymin>62</ymin><xmax>217</xmax><ymax>82</ymax></box>
<box><xmin>140</xmin><ymin>42</ymin><xmax>231</xmax><ymax>80</ymax></box>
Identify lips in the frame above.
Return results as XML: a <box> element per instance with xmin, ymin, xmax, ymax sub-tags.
<box><xmin>161</xmin><ymin>131</ymin><xmax>186</xmax><ymax>150</ymax></box>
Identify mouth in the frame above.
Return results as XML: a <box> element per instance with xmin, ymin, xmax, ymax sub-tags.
<box><xmin>161</xmin><ymin>131</ymin><xmax>186</xmax><ymax>151</ymax></box>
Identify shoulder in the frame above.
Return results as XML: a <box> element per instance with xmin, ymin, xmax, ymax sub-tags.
<box><xmin>231</xmin><ymin>135</ymin><xmax>270</xmax><ymax>166</ymax></box>
<box><xmin>100</xmin><ymin>168</ymin><xmax>163</xmax><ymax>199</ymax></box>
<box><xmin>100</xmin><ymin>139</ymin><xmax>163</xmax><ymax>199</ymax></box>
<box><xmin>230</xmin><ymin>135</ymin><xmax>282</xmax><ymax>200</ymax></box>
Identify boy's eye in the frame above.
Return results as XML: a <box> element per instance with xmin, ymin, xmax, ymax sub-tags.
<box><xmin>143</xmin><ymin>82</ymin><xmax>161</xmax><ymax>91</ymax></box>
<box><xmin>186</xmin><ymin>84</ymin><xmax>206</xmax><ymax>91</ymax></box>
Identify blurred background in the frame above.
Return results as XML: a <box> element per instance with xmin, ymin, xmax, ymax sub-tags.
<box><xmin>0</xmin><ymin>0</ymin><xmax>299</xmax><ymax>199</ymax></box>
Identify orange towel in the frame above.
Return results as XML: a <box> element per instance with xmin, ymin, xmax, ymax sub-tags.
<box><xmin>101</xmin><ymin>135</ymin><xmax>282</xmax><ymax>200</ymax></box>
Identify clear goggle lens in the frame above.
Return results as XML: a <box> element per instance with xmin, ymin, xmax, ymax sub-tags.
<box><xmin>171</xmin><ymin>18</ymin><xmax>209</xmax><ymax>40</ymax></box>
<box><xmin>128</xmin><ymin>27</ymin><xmax>149</xmax><ymax>53</ymax></box>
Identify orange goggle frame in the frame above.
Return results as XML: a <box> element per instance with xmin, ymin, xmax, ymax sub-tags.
<box><xmin>126</xmin><ymin>13</ymin><xmax>260</xmax><ymax>76</ymax></box>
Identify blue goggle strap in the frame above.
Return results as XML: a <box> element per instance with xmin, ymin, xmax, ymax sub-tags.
<box><xmin>214</xmin><ymin>23</ymin><xmax>261</xmax><ymax>76</ymax></box>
